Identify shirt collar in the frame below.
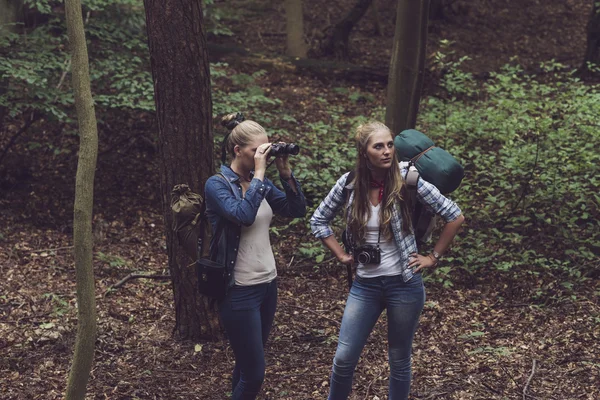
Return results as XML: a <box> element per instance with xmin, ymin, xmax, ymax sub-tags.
<box><xmin>219</xmin><ymin>165</ymin><xmax>255</xmax><ymax>183</ymax></box>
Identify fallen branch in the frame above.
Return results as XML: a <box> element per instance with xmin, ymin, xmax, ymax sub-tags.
<box><xmin>207</xmin><ymin>43</ymin><xmax>388</xmax><ymax>83</ymax></box>
<box><xmin>279</xmin><ymin>301</ymin><xmax>340</xmax><ymax>326</ymax></box>
<box><xmin>29</xmin><ymin>246</ymin><xmax>74</xmax><ymax>253</ymax></box>
<box><xmin>364</xmin><ymin>365</ymin><xmax>384</xmax><ymax>399</ymax></box>
<box><xmin>105</xmin><ymin>273</ymin><xmax>171</xmax><ymax>295</ymax></box>
<box><xmin>523</xmin><ymin>359</ymin><xmax>538</xmax><ymax>400</ymax></box>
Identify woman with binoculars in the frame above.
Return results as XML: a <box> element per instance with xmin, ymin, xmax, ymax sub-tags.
<box><xmin>204</xmin><ymin>112</ymin><xmax>306</xmax><ymax>399</ymax></box>
<box><xmin>310</xmin><ymin>121</ymin><xmax>464</xmax><ymax>400</ymax></box>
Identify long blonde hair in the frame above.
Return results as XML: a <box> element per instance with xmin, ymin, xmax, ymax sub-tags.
<box><xmin>347</xmin><ymin>122</ymin><xmax>412</xmax><ymax>242</ymax></box>
<box><xmin>221</xmin><ymin>113</ymin><xmax>266</xmax><ymax>161</ymax></box>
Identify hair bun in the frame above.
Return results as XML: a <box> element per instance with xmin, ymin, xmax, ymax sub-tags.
<box><xmin>221</xmin><ymin>112</ymin><xmax>245</xmax><ymax>131</ymax></box>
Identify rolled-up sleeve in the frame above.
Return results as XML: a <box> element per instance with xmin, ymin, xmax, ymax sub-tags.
<box><xmin>416</xmin><ymin>178</ymin><xmax>462</xmax><ymax>222</ymax></box>
<box><xmin>310</xmin><ymin>173</ymin><xmax>349</xmax><ymax>239</ymax></box>
<box><xmin>265</xmin><ymin>172</ymin><xmax>307</xmax><ymax>218</ymax></box>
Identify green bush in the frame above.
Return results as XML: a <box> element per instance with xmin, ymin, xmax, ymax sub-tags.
<box><xmin>420</xmin><ymin>56</ymin><xmax>599</xmax><ymax>279</ymax></box>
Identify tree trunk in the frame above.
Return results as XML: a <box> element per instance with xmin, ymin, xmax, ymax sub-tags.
<box><xmin>429</xmin><ymin>0</ymin><xmax>445</xmax><ymax>20</ymax></box>
<box><xmin>143</xmin><ymin>0</ymin><xmax>220</xmax><ymax>341</ymax></box>
<box><xmin>284</xmin><ymin>0</ymin><xmax>307</xmax><ymax>58</ymax></box>
<box><xmin>321</xmin><ymin>0</ymin><xmax>373</xmax><ymax>59</ymax></box>
<box><xmin>371</xmin><ymin>0</ymin><xmax>383</xmax><ymax>36</ymax></box>
<box><xmin>64</xmin><ymin>0</ymin><xmax>98</xmax><ymax>398</ymax></box>
<box><xmin>385</xmin><ymin>0</ymin><xmax>430</xmax><ymax>134</ymax></box>
<box><xmin>581</xmin><ymin>1</ymin><xmax>600</xmax><ymax>74</ymax></box>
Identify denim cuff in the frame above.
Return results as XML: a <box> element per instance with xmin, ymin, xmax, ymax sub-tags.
<box><xmin>279</xmin><ymin>171</ymin><xmax>301</xmax><ymax>196</ymax></box>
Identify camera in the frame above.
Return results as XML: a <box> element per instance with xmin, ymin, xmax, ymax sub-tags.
<box><xmin>270</xmin><ymin>143</ymin><xmax>300</xmax><ymax>157</ymax></box>
<box><xmin>353</xmin><ymin>245</ymin><xmax>381</xmax><ymax>265</ymax></box>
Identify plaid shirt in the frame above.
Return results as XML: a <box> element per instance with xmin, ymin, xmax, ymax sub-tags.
<box><xmin>310</xmin><ymin>165</ymin><xmax>462</xmax><ymax>282</ymax></box>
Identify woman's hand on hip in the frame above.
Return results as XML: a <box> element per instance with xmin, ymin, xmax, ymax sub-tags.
<box><xmin>337</xmin><ymin>252</ymin><xmax>354</xmax><ymax>265</ymax></box>
<box><xmin>409</xmin><ymin>252</ymin><xmax>437</xmax><ymax>273</ymax></box>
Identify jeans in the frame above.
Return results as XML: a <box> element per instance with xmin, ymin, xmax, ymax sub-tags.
<box><xmin>329</xmin><ymin>273</ymin><xmax>425</xmax><ymax>400</ymax></box>
<box><xmin>219</xmin><ymin>279</ymin><xmax>278</xmax><ymax>400</ymax></box>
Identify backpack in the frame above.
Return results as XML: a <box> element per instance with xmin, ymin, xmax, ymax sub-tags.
<box><xmin>170</xmin><ymin>176</ymin><xmax>229</xmax><ymax>301</ymax></box>
<box><xmin>394</xmin><ymin>129</ymin><xmax>464</xmax><ymax>245</ymax></box>
<box><xmin>170</xmin><ymin>183</ymin><xmax>207</xmax><ymax>262</ymax></box>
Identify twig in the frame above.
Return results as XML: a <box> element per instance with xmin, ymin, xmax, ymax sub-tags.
<box><xmin>364</xmin><ymin>366</ymin><xmax>384</xmax><ymax>399</ymax></box>
<box><xmin>279</xmin><ymin>301</ymin><xmax>340</xmax><ymax>326</ymax></box>
<box><xmin>0</xmin><ymin>112</ymin><xmax>40</xmax><ymax>167</ymax></box>
<box><xmin>523</xmin><ymin>359</ymin><xmax>538</xmax><ymax>400</ymax></box>
<box><xmin>105</xmin><ymin>273</ymin><xmax>171</xmax><ymax>295</ymax></box>
<box><xmin>29</xmin><ymin>246</ymin><xmax>74</xmax><ymax>253</ymax></box>
<box><xmin>286</xmin><ymin>255</ymin><xmax>295</xmax><ymax>269</ymax></box>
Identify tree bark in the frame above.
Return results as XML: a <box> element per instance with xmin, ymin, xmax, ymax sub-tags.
<box><xmin>371</xmin><ymin>0</ymin><xmax>383</xmax><ymax>36</ymax></box>
<box><xmin>284</xmin><ymin>0</ymin><xmax>307</xmax><ymax>58</ymax></box>
<box><xmin>321</xmin><ymin>0</ymin><xmax>373</xmax><ymax>59</ymax></box>
<box><xmin>581</xmin><ymin>1</ymin><xmax>600</xmax><ymax>74</ymax></box>
<box><xmin>143</xmin><ymin>0</ymin><xmax>220</xmax><ymax>341</ymax></box>
<box><xmin>385</xmin><ymin>0</ymin><xmax>430</xmax><ymax>134</ymax></box>
<box><xmin>64</xmin><ymin>0</ymin><xmax>98</xmax><ymax>398</ymax></box>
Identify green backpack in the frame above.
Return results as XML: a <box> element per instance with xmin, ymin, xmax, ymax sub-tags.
<box><xmin>394</xmin><ymin>129</ymin><xmax>464</xmax><ymax>245</ymax></box>
<box><xmin>394</xmin><ymin>129</ymin><xmax>464</xmax><ymax>194</ymax></box>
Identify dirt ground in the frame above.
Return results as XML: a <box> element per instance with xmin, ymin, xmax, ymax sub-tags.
<box><xmin>1</xmin><ymin>0</ymin><xmax>598</xmax><ymax>399</ymax></box>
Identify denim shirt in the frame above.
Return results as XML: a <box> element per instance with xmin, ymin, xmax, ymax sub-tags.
<box><xmin>204</xmin><ymin>165</ymin><xmax>307</xmax><ymax>287</ymax></box>
<box><xmin>310</xmin><ymin>164</ymin><xmax>462</xmax><ymax>282</ymax></box>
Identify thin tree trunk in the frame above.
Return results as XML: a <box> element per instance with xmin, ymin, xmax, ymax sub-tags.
<box><xmin>385</xmin><ymin>0</ymin><xmax>430</xmax><ymax>133</ymax></box>
<box><xmin>321</xmin><ymin>0</ymin><xmax>373</xmax><ymax>59</ymax></box>
<box><xmin>581</xmin><ymin>1</ymin><xmax>600</xmax><ymax>74</ymax></box>
<box><xmin>64</xmin><ymin>0</ymin><xmax>98</xmax><ymax>397</ymax></box>
<box><xmin>371</xmin><ymin>0</ymin><xmax>383</xmax><ymax>36</ymax></box>
<box><xmin>143</xmin><ymin>0</ymin><xmax>220</xmax><ymax>341</ymax></box>
<box><xmin>284</xmin><ymin>0</ymin><xmax>307</xmax><ymax>58</ymax></box>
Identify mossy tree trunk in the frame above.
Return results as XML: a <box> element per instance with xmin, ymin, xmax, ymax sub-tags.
<box><xmin>143</xmin><ymin>0</ymin><xmax>220</xmax><ymax>341</ymax></box>
<box><xmin>64</xmin><ymin>0</ymin><xmax>98</xmax><ymax>398</ymax></box>
<box><xmin>385</xmin><ymin>0</ymin><xmax>430</xmax><ymax>133</ymax></box>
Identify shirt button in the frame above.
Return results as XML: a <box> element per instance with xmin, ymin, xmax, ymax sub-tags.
<box><xmin>230</xmin><ymin>261</ymin><xmax>234</xmax><ymax>264</ymax></box>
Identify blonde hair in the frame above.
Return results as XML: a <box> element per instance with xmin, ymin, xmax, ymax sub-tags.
<box><xmin>347</xmin><ymin>122</ymin><xmax>412</xmax><ymax>242</ymax></box>
<box><xmin>221</xmin><ymin>113</ymin><xmax>266</xmax><ymax>160</ymax></box>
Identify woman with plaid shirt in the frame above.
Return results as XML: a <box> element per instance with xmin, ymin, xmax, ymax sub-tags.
<box><xmin>310</xmin><ymin>122</ymin><xmax>464</xmax><ymax>400</ymax></box>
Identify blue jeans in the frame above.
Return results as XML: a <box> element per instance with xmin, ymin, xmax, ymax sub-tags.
<box><xmin>219</xmin><ymin>279</ymin><xmax>278</xmax><ymax>400</ymax></box>
<box><xmin>329</xmin><ymin>273</ymin><xmax>425</xmax><ymax>400</ymax></box>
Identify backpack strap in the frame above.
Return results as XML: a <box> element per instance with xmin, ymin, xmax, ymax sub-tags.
<box><xmin>341</xmin><ymin>170</ymin><xmax>356</xmax><ymax>289</ymax></box>
<box><xmin>202</xmin><ymin>173</ymin><xmax>230</xmax><ymax>261</ymax></box>
<box><xmin>404</xmin><ymin>162</ymin><xmax>419</xmax><ymax>213</ymax></box>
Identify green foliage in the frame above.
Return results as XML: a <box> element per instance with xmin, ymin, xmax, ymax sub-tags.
<box><xmin>1</xmin><ymin>0</ymin><xmax>152</xmax><ymax>125</ymax></box>
<box><xmin>420</xmin><ymin>53</ymin><xmax>600</xmax><ymax>280</ymax></box>
<box><xmin>96</xmin><ymin>251</ymin><xmax>128</xmax><ymax>268</ymax></box>
<box><xmin>42</xmin><ymin>292</ymin><xmax>70</xmax><ymax>316</ymax></box>
<box><xmin>202</xmin><ymin>0</ymin><xmax>235</xmax><ymax>37</ymax></box>
<box><xmin>211</xmin><ymin>65</ymin><xmax>282</xmax><ymax>122</ymax></box>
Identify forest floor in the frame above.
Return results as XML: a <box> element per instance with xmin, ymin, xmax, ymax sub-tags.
<box><xmin>1</xmin><ymin>0</ymin><xmax>599</xmax><ymax>399</ymax></box>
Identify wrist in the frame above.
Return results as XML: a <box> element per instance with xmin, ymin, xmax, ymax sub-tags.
<box><xmin>429</xmin><ymin>251</ymin><xmax>441</xmax><ymax>265</ymax></box>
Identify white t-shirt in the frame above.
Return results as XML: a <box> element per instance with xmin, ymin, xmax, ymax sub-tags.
<box><xmin>234</xmin><ymin>198</ymin><xmax>277</xmax><ymax>286</ymax></box>
<box><xmin>356</xmin><ymin>203</ymin><xmax>403</xmax><ymax>278</ymax></box>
